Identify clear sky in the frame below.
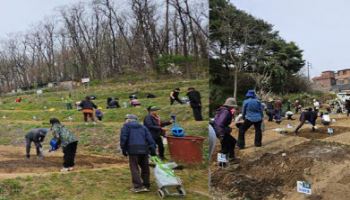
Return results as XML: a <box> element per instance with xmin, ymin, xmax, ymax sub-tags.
<box><xmin>0</xmin><ymin>0</ymin><xmax>78</xmax><ymax>37</ymax></box>
<box><xmin>231</xmin><ymin>0</ymin><xmax>350</xmax><ymax>78</ymax></box>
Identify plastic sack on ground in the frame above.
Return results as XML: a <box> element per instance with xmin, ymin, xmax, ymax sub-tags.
<box><xmin>152</xmin><ymin>157</ymin><xmax>182</xmax><ymax>187</ymax></box>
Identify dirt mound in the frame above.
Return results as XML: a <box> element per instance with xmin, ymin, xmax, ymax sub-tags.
<box><xmin>287</xmin><ymin>126</ymin><xmax>350</xmax><ymax>139</ymax></box>
<box><xmin>211</xmin><ymin>141</ymin><xmax>350</xmax><ymax>200</ymax></box>
<box><xmin>0</xmin><ymin>155</ymin><xmax>126</xmax><ymax>174</ymax></box>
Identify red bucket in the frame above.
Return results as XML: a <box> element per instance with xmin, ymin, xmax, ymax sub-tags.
<box><xmin>166</xmin><ymin>136</ymin><xmax>205</xmax><ymax>164</ymax></box>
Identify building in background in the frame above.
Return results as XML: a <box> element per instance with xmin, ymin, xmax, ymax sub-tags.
<box><xmin>312</xmin><ymin>69</ymin><xmax>350</xmax><ymax>92</ymax></box>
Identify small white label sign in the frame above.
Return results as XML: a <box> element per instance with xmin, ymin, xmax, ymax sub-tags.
<box><xmin>81</xmin><ymin>78</ymin><xmax>90</xmax><ymax>83</ymax></box>
<box><xmin>297</xmin><ymin>181</ymin><xmax>312</xmax><ymax>195</ymax></box>
<box><xmin>217</xmin><ymin>153</ymin><xmax>228</xmax><ymax>163</ymax></box>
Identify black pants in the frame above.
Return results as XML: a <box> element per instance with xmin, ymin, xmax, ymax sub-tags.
<box><xmin>170</xmin><ymin>97</ymin><xmax>182</xmax><ymax>105</ymax></box>
<box><xmin>25</xmin><ymin>137</ymin><xmax>42</xmax><ymax>158</ymax></box>
<box><xmin>221</xmin><ymin>134</ymin><xmax>236</xmax><ymax>159</ymax></box>
<box><xmin>63</xmin><ymin>142</ymin><xmax>78</xmax><ymax>168</ymax></box>
<box><xmin>129</xmin><ymin>155</ymin><xmax>150</xmax><ymax>189</ymax></box>
<box><xmin>295</xmin><ymin>120</ymin><xmax>316</xmax><ymax>133</ymax></box>
<box><xmin>154</xmin><ymin>137</ymin><xmax>165</xmax><ymax>159</ymax></box>
<box><xmin>192</xmin><ymin>106</ymin><xmax>203</xmax><ymax>121</ymax></box>
<box><xmin>347</xmin><ymin>109</ymin><xmax>350</xmax><ymax>117</ymax></box>
<box><xmin>97</xmin><ymin>116</ymin><xmax>103</xmax><ymax>121</ymax></box>
<box><xmin>238</xmin><ymin>120</ymin><xmax>262</xmax><ymax>148</ymax></box>
<box><xmin>266</xmin><ymin>110</ymin><xmax>274</xmax><ymax>121</ymax></box>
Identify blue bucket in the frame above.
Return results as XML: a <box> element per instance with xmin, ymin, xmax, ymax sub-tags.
<box><xmin>171</xmin><ymin>124</ymin><xmax>185</xmax><ymax>137</ymax></box>
<box><xmin>50</xmin><ymin>138</ymin><xmax>59</xmax><ymax>151</ymax></box>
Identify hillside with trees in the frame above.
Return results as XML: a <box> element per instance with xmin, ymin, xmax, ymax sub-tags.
<box><xmin>0</xmin><ymin>0</ymin><xmax>208</xmax><ymax>92</ymax></box>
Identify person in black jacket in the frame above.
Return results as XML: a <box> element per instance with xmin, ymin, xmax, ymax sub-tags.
<box><xmin>294</xmin><ymin>108</ymin><xmax>318</xmax><ymax>134</ymax></box>
<box><xmin>186</xmin><ymin>87</ymin><xmax>203</xmax><ymax>121</ymax></box>
<box><xmin>25</xmin><ymin>128</ymin><xmax>49</xmax><ymax>159</ymax></box>
<box><xmin>345</xmin><ymin>99</ymin><xmax>350</xmax><ymax>117</ymax></box>
<box><xmin>120</xmin><ymin>114</ymin><xmax>156</xmax><ymax>193</ymax></box>
<box><xmin>143</xmin><ymin>106</ymin><xmax>172</xmax><ymax>160</ymax></box>
<box><xmin>79</xmin><ymin>96</ymin><xmax>97</xmax><ymax>123</ymax></box>
<box><xmin>170</xmin><ymin>88</ymin><xmax>183</xmax><ymax>105</ymax></box>
<box><xmin>107</xmin><ymin>97</ymin><xmax>120</xmax><ymax>109</ymax></box>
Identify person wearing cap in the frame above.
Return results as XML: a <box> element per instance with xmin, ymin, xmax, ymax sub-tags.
<box><xmin>265</xmin><ymin>98</ymin><xmax>274</xmax><ymax>122</ymax></box>
<box><xmin>79</xmin><ymin>96</ymin><xmax>98</xmax><ymax>124</ymax></box>
<box><xmin>170</xmin><ymin>88</ymin><xmax>183</xmax><ymax>105</ymax></box>
<box><xmin>274</xmin><ymin>98</ymin><xmax>282</xmax><ymax>123</ymax></box>
<box><xmin>238</xmin><ymin>90</ymin><xmax>264</xmax><ymax>149</ymax></box>
<box><xmin>25</xmin><ymin>128</ymin><xmax>50</xmax><ymax>159</ymax></box>
<box><xmin>213</xmin><ymin>97</ymin><xmax>239</xmax><ymax>163</ymax></box>
<box><xmin>50</xmin><ymin>118</ymin><xmax>78</xmax><ymax>172</ymax></box>
<box><xmin>294</xmin><ymin>100</ymin><xmax>302</xmax><ymax>113</ymax></box>
<box><xmin>120</xmin><ymin>114</ymin><xmax>156</xmax><ymax>193</ymax></box>
<box><xmin>294</xmin><ymin>108</ymin><xmax>318</xmax><ymax>134</ymax></box>
<box><xmin>313</xmin><ymin>99</ymin><xmax>320</xmax><ymax>114</ymax></box>
<box><xmin>186</xmin><ymin>87</ymin><xmax>203</xmax><ymax>121</ymax></box>
<box><xmin>143</xmin><ymin>106</ymin><xmax>172</xmax><ymax>160</ymax></box>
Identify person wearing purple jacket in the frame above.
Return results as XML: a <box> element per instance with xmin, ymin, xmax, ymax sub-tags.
<box><xmin>213</xmin><ymin>98</ymin><xmax>238</xmax><ymax>162</ymax></box>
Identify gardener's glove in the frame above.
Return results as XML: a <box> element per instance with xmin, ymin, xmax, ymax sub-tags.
<box><xmin>122</xmin><ymin>150</ymin><xmax>128</xmax><ymax>157</ymax></box>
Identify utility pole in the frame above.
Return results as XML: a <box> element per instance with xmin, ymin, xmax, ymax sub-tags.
<box><xmin>307</xmin><ymin>62</ymin><xmax>311</xmax><ymax>80</ymax></box>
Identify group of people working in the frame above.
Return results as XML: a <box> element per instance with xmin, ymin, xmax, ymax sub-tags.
<box><xmin>169</xmin><ymin>87</ymin><xmax>203</xmax><ymax>121</ymax></box>
<box><xmin>25</xmin><ymin>118</ymin><xmax>78</xmax><ymax>172</ymax></box>
<box><xmin>25</xmin><ymin>104</ymin><xmax>174</xmax><ymax>193</ymax></box>
<box><xmin>25</xmin><ymin>86</ymin><xmax>202</xmax><ymax>193</ymax></box>
<box><xmin>212</xmin><ymin>90</ymin><xmax>264</xmax><ymax>162</ymax></box>
<box><xmin>62</xmin><ymin>87</ymin><xmax>202</xmax><ymax>125</ymax></box>
<box><xmin>211</xmin><ymin>89</ymin><xmax>332</xmax><ymax>165</ymax></box>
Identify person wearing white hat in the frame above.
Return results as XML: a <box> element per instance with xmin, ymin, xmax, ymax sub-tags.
<box><xmin>313</xmin><ymin>99</ymin><xmax>320</xmax><ymax>114</ymax></box>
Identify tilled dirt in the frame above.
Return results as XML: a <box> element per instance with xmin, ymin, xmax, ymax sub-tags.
<box><xmin>0</xmin><ymin>145</ymin><xmax>126</xmax><ymax>175</ymax></box>
<box><xmin>286</xmin><ymin>126</ymin><xmax>350</xmax><ymax>139</ymax></box>
<box><xmin>0</xmin><ymin>155</ymin><xmax>125</xmax><ymax>174</ymax></box>
<box><xmin>211</xmin><ymin>140</ymin><xmax>350</xmax><ymax>200</ymax></box>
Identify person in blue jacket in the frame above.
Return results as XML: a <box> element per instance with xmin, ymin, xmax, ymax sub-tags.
<box><xmin>237</xmin><ymin>90</ymin><xmax>264</xmax><ymax>149</ymax></box>
<box><xmin>120</xmin><ymin>114</ymin><xmax>156</xmax><ymax>193</ymax></box>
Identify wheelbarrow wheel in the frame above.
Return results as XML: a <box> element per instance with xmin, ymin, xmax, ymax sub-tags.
<box><xmin>158</xmin><ymin>189</ymin><xmax>165</xmax><ymax>199</ymax></box>
<box><xmin>177</xmin><ymin>186</ymin><xmax>186</xmax><ymax>196</ymax></box>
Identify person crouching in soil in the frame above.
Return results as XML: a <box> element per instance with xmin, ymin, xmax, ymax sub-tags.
<box><xmin>25</xmin><ymin>128</ymin><xmax>49</xmax><ymax>159</ymax></box>
<box><xmin>213</xmin><ymin>97</ymin><xmax>239</xmax><ymax>164</ymax></box>
<box><xmin>50</xmin><ymin>118</ymin><xmax>79</xmax><ymax>172</ymax></box>
<box><xmin>294</xmin><ymin>108</ymin><xmax>318</xmax><ymax>134</ymax></box>
<box><xmin>79</xmin><ymin>96</ymin><xmax>97</xmax><ymax>124</ymax></box>
<box><xmin>120</xmin><ymin>114</ymin><xmax>156</xmax><ymax>193</ymax></box>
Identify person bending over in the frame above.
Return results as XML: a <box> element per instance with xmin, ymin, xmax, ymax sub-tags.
<box><xmin>25</xmin><ymin>128</ymin><xmax>49</xmax><ymax>159</ymax></box>
<box><xmin>294</xmin><ymin>108</ymin><xmax>318</xmax><ymax>134</ymax></box>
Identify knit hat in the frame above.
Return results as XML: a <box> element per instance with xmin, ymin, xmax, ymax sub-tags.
<box><xmin>223</xmin><ymin>97</ymin><xmax>238</xmax><ymax>108</ymax></box>
<box><xmin>147</xmin><ymin>106</ymin><xmax>161</xmax><ymax>112</ymax></box>
<box><xmin>245</xmin><ymin>90</ymin><xmax>256</xmax><ymax>98</ymax></box>
<box><xmin>125</xmin><ymin>114</ymin><xmax>138</xmax><ymax>120</ymax></box>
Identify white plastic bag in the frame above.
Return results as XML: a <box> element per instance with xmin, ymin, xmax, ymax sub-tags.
<box><xmin>154</xmin><ymin>163</ymin><xmax>181</xmax><ymax>187</ymax></box>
